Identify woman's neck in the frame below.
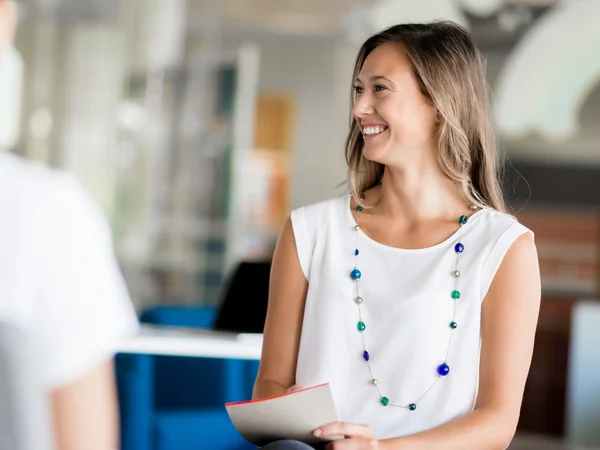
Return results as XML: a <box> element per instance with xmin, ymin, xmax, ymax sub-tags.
<box><xmin>366</xmin><ymin>165</ymin><xmax>469</xmax><ymax>223</ymax></box>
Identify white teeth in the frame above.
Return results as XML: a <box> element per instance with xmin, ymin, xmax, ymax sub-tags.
<box><xmin>363</xmin><ymin>126</ymin><xmax>386</xmax><ymax>136</ymax></box>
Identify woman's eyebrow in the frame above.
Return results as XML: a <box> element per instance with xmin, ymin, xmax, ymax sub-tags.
<box><xmin>354</xmin><ymin>75</ymin><xmax>396</xmax><ymax>86</ymax></box>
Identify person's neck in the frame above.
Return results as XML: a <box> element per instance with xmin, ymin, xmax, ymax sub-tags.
<box><xmin>371</xmin><ymin>163</ymin><xmax>468</xmax><ymax>223</ymax></box>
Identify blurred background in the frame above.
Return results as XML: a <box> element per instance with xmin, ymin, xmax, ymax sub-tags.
<box><xmin>1</xmin><ymin>0</ymin><xmax>599</xmax><ymax>449</ymax></box>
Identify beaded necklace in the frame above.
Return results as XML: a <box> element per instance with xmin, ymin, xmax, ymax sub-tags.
<box><xmin>349</xmin><ymin>197</ymin><xmax>478</xmax><ymax>411</ymax></box>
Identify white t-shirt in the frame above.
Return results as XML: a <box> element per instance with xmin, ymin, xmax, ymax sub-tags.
<box><xmin>290</xmin><ymin>194</ymin><xmax>532</xmax><ymax>439</ymax></box>
<box><xmin>0</xmin><ymin>153</ymin><xmax>138</xmax><ymax>389</ymax></box>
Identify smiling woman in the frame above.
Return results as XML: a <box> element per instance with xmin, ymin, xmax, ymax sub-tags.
<box><xmin>346</xmin><ymin>23</ymin><xmax>504</xmax><ymax>213</ymax></box>
<box><xmin>253</xmin><ymin>21</ymin><xmax>540</xmax><ymax>450</ymax></box>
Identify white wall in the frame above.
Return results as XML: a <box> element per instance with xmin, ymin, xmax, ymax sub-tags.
<box><xmin>224</xmin><ymin>33</ymin><xmax>356</xmax><ymax>208</ymax></box>
<box><xmin>500</xmin><ymin>81</ymin><xmax>600</xmax><ymax>165</ymax></box>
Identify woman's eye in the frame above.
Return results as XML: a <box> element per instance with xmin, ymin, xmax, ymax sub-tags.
<box><xmin>353</xmin><ymin>86</ymin><xmax>364</xmax><ymax>94</ymax></box>
<box><xmin>375</xmin><ymin>85</ymin><xmax>387</xmax><ymax>92</ymax></box>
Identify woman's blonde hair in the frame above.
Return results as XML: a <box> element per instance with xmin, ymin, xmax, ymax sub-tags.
<box><xmin>346</xmin><ymin>21</ymin><xmax>507</xmax><ymax>212</ymax></box>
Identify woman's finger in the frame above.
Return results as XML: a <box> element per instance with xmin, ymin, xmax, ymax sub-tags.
<box><xmin>314</xmin><ymin>421</ymin><xmax>373</xmax><ymax>439</ymax></box>
<box><xmin>327</xmin><ymin>437</ymin><xmax>379</xmax><ymax>449</ymax></box>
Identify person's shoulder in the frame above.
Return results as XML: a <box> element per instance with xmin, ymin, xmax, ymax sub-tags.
<box><xmin>0</xmin><ymin>153</ymin><xmax>104</xmax><ymax>231</ymax></box>
<box><xmin>0</xmin><ymin>152</ymin><xmax>82</xmax><ymax>205</ymax></box>
<box><xmin>292</xmin><ymin>194</ymin><xmax>349</xmax><ymax>220</ymax></box>
<box><xmin>475</xmin><ymin>207</ymin><xmax>533</xmax><ymax>240</ymax></box>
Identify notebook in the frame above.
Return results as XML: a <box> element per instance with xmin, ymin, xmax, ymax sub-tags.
<box><xmin>225</xmin><ymin>383</ymin><xmax>342</xmax><ymax>446</ymax></box>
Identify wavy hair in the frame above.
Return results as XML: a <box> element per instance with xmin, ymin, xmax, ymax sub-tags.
<box><xmin>346</xmin><ymin>21</ymin><xmax>506</xmax><ymax>212</ymax></box>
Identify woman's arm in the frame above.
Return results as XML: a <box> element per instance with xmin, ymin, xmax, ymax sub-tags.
<box><xmin>382</xmin><ymin>233</ymin><xmax>541</xmax><ymax>450</ymax></box>
<box><xmin>51</xmin><ymin>359</ymin><xmax>119</xmax><ymax>450</ymax></box>
<box><xmin>253</xmin><ymin>218</ymin><xmax>309</xmax><ymax>400</ymax></box>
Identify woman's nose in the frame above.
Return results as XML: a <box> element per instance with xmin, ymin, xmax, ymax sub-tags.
<box><xmin>352</xmin><ymin>94</ymin><xmax>374</xmax><ymax>119</ymax></box>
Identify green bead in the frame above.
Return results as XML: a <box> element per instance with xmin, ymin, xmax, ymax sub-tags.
<box><xmin>450</xmin><ymin>321</ymin><xmax>458</xmax><ymax>329</ymax></box>
<box><xmin>408</xmin><ymin>403</ymin><xmax>417</xmax><ymax>411</ymax></box>
<box><xmin>380</xmin><ymin>397</ymin><xmax>389</xmax><ymax>406</ymax></box>
<box><xmin>356</xmin><ymin>205</ymin><xmax>363</xmax><ymax>212</ymax></box>
<box><xmin>357</xmin><ymin>321</ymin><xmax>366</xmax><ymax>332</ymax></box>
<box><xmin>458</xmin><ymin>215</ymin><xmax>468</xmax><ymax>225</ymax></box>
<box><xmin>452</xmin><ymin>290</ymin><xmax>461</xmax><ymax>299</ymax></box>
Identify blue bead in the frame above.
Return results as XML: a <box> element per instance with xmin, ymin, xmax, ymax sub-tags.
<box><xmin>354</xmin><ymin>249</ymin><xmax>359</xmax><ymax>256</ymax></box>
<box><xmin>437</xmin><ymin>363</ymin><xmax>450</xmax><ymax>377</ymax></box>
<box><xmin>455</xmin><ymin>243</ymin><xmax>464</xmax><ymax>253</ymax></box>
<box><xmin>363</xmin><ymin>351</ymin><xmax>370</xmax><ymax>361</ymax></box>
<box><xmin>408</xmin><ymin>403</ymin><xmax>417</xmax><ymax>411</ymax></box>
<box><xmin>351</xmin><ymin>269</ymin><xmax>362</xmax><ymax>280</ymax></box>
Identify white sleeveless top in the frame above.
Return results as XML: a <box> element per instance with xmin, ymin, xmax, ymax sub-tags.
<box><xmin>290</xmin><ymin>194</ymin><xmax>532</xmax><ymax>439</ymax></box>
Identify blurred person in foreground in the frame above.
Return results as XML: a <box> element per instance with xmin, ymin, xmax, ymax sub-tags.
<box><xmin>0</xmin><ymin>1</ymin><xmax>138</xmax><ymax>449</ymax></box>
<box><xmin>254</xmin><ymin>22</ymin><xmax>541</xmax><ymax>450</ymax></box>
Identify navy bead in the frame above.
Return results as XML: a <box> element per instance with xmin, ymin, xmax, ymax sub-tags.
<box><xmin>455</xmin><ymin>243</ymin><xmax>464</xmax><ymax>253</ymax></box>
<box><xmin>437</xmin><ymin>363</ymin><xmax>450</xmax><ymax>377</ymax></box>
<box><xmin>408</xmin><ymin>403</ymin><xmax>417</xmax><ymax>411</ymax></box>
<box><xmin>363</xmin><ymin>351</ymin><xmax>370</xmax><ymax>361</ymax></box>
<box><xmin>354</xmin><ymin>249</ymin><xmax>359</xmax><ymax>256</ymax></box>
<box><xmin>351</xmin><ymin>269</ymin><xmax>362</xmax><ymax>280</ymax></box>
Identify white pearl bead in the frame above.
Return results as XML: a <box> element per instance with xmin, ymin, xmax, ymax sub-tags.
<box><xmin>371</xmin><ymin>379</ymin><xmax>379</xmax><ymax>386</ymax></box>
<box><xmin>354</xmin><ymin>225</ymin><xmax>360</xmax><ymax>231</ymax></box>
<box><xmin>470</xmin><ymin>205</ymin><xmax>477</xmax><ymax>211</ymax></box>
<box><xmin>355</xmin><ymin>296</ymin><xmax>363</xmax><ymax>305</ymax></box>
<box><xmin>452</xmin><ymin>270</ymin><xmax>460</xmax><ymax>278</ymax></box>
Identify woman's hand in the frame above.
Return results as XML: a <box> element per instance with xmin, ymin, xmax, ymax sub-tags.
<box><xmin>314</xmin><ymin>422</ymin><xmax>384</xmax><ymax>449</ymax></box>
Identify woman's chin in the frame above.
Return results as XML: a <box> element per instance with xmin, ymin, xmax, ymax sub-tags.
<box><xmin>362</xmin><ymin>144</ymin><xmax>388</xmax><ymax>165</ymax></box>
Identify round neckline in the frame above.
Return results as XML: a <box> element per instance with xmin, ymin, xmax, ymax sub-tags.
<box><xmin>343</xmin><ymin>194</ymin><xmax>488</xmax><ymax>254</ymax></box>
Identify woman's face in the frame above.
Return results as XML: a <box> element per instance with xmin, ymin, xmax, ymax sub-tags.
<box><xmin>352</xmin><ymin>42</ymin><xmax>438</xmax><ymax>167</ymax></box>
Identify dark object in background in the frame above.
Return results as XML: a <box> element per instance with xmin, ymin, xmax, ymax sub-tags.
<box><xmin>504</xmin><ymin>160</ymin><xmax>600</xmax><ymax>208</ymax></box>
<box><xmin>214</xmin><ymin>260</ymin><xmax>272</xmax><ymax>334</ymax></box>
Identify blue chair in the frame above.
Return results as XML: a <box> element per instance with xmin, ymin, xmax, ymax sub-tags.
<box><xmin>116</xmin><ymin>305</ymin><xmax>258</xmax><ymax>450</ymax></box>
